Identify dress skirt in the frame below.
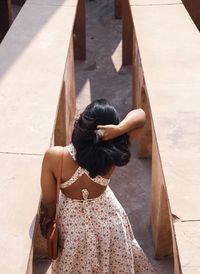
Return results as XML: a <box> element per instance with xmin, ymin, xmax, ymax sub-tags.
<box><xmin>52</xmin><ymin>187</ymin><xmax>156</xmax><ymax>274</ymax></box>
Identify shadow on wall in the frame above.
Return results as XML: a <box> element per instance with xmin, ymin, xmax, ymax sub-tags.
<box><xmin>0</xmin><ymin>0</ymin><xmax>67</xmax><ymax>81</ymax></box>
<box><xmin>0</xmin><ymin>0</ymin><xmax>26</xmax><ymax>41</ymax></box>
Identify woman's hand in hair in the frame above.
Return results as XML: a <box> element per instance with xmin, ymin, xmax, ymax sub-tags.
<box><xmin>97</xmin><ymin>108</ymin><xmax>146</xmax><ymax>142</ymax></box>
<box><xmin>97</xmin><ymin>124</ymin><xmax>122</xmax><ymax>141</ymax></box>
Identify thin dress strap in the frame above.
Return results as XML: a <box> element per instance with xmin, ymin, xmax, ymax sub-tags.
<box><xmin>61</xmin><ymin>166</ymin><xmax>84</xmax><ymax>188</ymax></box>
<box><xmin>66</xmin><ymin>143</ymin><xmax>76</xmax><ymax>161</ymax></box>
<box><xmin>60</xmin><ymin>144</ymin><xmax>110</xmax><ymax>189</ymax></box>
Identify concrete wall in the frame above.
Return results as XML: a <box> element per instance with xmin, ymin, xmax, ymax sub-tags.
<box><xmin>0</xmin><ymin>0</ymin><xmax>82</xmax><ymax>272</ymax></box>
<box><xmin>122</xmin><ymin>0</ymin><xmax>200</xmax><ymax>273</ymax></box>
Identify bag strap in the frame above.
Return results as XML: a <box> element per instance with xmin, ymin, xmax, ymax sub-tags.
<box><xmin>55</xmin><ymin>147</ymin><xmax>64</xmax><ymax>218</ymax></box>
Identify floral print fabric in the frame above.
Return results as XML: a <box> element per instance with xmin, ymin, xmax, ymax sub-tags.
<box><xmin>52</xmin><ymin>186</ymin><xmax>156</xmax><ymax>274</ymax></box>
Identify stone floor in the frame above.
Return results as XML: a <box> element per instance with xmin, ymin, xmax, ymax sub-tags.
<box><xmin>33</xmin><ymin>0</ymin><xmax>173</xmax><ymax>272</ymax></box>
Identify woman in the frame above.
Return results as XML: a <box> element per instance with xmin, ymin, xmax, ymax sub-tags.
<box><xmin>40</xmin><ymin>99</ymin><xmax>155</xmax><ymax>273</ymax></box>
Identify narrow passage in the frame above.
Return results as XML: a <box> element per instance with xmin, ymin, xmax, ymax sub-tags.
<box><xmin>75</xmin><ymin>1</ymin><xmax>173</xmax><ymax>273</ymax></box>
<box><xmin>33</xmin><ymin>0</ymin><xmax>173</xmax><ymax>273</ymax></box>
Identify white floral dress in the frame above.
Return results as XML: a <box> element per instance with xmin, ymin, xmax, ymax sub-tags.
<box><xmin>52</xmin><ymin>144</ymin><xmax>156</xmax><ymax>274</ymax></box>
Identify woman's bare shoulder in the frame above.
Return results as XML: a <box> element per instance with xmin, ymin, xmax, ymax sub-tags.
<box><xmin>44</xmin><ymin>145</ymin><xmax>73</xmax><ymax>163</ymax></box>
<box><xmin>42</xmin><ymin>146</ymin><xmax>68</xmax><ymax>173</ymax></box>
<box><xmin>43</xmin><ymin>146</ymin><xmax>64</xmax><ymax>162</ymax></box>
<box><xmin>44</xmin><ymin>146</ymin><xmax>63</xmax><ymax>156</ymax></box>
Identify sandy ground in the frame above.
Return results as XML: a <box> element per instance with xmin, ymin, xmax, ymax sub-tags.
<box><xmin>31</xmin><ymin>0</ymin><xmax>173</xmax><ymax>272</ymax></box>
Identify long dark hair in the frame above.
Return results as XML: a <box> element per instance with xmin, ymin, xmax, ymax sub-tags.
<box><xmin>72</xmin><ymin>99</ymin><xmax>130</xmax><ymax>177</ymax></box>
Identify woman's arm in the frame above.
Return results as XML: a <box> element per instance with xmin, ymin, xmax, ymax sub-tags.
<box><xmin>39</xmin><ymin>147</ymin><xmax>61</xmax><ymax>237</ymax></box>
<box><xmin>40</xmin><ymin>147</ymin><xmax>60</xmax><ymax>216</ymax></box>
<box><xmin>41</xmin><ymin>148</ymin><xmax>57</xmax><ymax>203</ymax></box>
<box><xmin>97</xmin><ymin>108</ymin><xmax>146</xmax><ymax>143</ymax></box>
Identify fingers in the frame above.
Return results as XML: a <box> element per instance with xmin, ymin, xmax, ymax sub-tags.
<box><xmin>97</xmin><ymin>125</ymin><xmax>110</xmax><ymax>140</ymax></box>
<box><xmin>101</xmin><ymin>130</ymin><xmax>108</xmax><ymax>140</ymax></box>
<box><xmin>96</xmin><ymin>124</ymin><xmax>118</xmax><ymax>141</ymax></box>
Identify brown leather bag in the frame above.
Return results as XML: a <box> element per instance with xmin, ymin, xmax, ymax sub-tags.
<box><xmin>46</xmin><ymin>147</ymin><xmax>63</xmax><ymax>260</ymax></box>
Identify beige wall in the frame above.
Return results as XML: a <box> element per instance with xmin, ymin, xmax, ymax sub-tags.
<box><xmin>122</xmin><ymin>0</ymin><xmax>200</xmax><ymax>273</ymax></box>
<box><xmin>0</xmin><ymin>0</ymin><xmax>83</xmax><ymax>272</ymax></box>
